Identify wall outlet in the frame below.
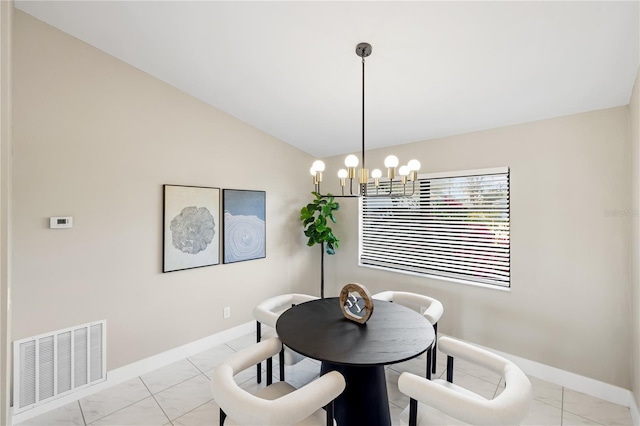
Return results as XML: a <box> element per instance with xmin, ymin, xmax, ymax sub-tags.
<box><xmin>223</xmin><ymin>306</ymin><xmax>231</xmax><ymax>319</ymax></box>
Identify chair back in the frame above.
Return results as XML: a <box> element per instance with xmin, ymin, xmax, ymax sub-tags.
<box><xmin>254</xmin><ymin>293</ymin><xmax>318</xmax><ymax>327</ymax></box>
<box><xmin>211</xmin><ymin>337</ymin><xmax>345</xmax><ymax>426</ymax></box>
<box><xmin>398</xmin><ymin>336</ymin><xmax>531</xmax><ymax>426</ymax></box>
<box><xmin>373</xmin><ymin>291</ymin><xmax>443</xmax><ymax>324</ymax></box>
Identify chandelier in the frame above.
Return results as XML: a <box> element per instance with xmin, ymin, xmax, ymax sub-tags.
<box><xmin>309</xmin><ymin>42</ymin><xmax>421</xmax><ymax>198</ymax></box>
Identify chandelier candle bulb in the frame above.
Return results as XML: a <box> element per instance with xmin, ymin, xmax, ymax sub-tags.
<box><xmin>344</xmin><ymin>155</ymin><xmax>359</xmax><ymax>179</ymax></box>
<box><xmin>344</xmin><ymin>155</ymin><xmax>359</xmax><ymax>168</ymax></box>
<box><xmin>399</xmin><ymin>165</ymin><xmax>410</xmax><ymax>185</ymax></box>
<box><xmin>408</xmin><ymin>159</ymin><xmax>421</xmax><ymax>181</ymax></box>
<box><xmin>407</xmin><ymin>159</ymin><xmax>421</xmax><ymax>171</ymax></box>
<box><xmin>371</xmin><ymin>169</ymin><xmax>382</xmax><ymax>187</ymax></box>
<box><xmin>310</xmin><ymin>160</ymin><xmax>325</xmax><ymax>186</ymax></box>
<box><xmin>312</xmin><ymin>160</ymin><xmax>325</xmax><ymax>172</ymax></box>
<box><xmin>384</xmin><ymin>155</ymin><xmax>399</xmax><ymax>168</ymax></box>
<box><xmin>384</xmin><ymin>155</ymin><xmax>399</xmax><ymax>180</ymax></box>
<box><xmin>310</xmin><ymin>167</ymin><xmax>319</xmax><ymax>185</ymax></box>
<box><xmin>338</xmin><ymin>169</ymin><xmax>348</xmax><ymax>187</ymax></box>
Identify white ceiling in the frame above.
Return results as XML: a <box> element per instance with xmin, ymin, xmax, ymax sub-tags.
<box><xmin>14</xmin><ymin>1</ymin><xmax>640</xmax><ymax>158</ymax></box>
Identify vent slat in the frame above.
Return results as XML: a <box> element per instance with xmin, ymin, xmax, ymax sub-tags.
<box><xmin>57</xmin><ymin>331</ymin><xmax>72</xmax><ymax>394</ymax></box>
<box><xmin>90</xmin><ymin>324</ymin><xmax>103</xmax><ymax>382</ymax></box>
<box><xmin>73</xmin><ymin>328</ymin><xmax>88</xmax><ymax>388</ymax></box>
<box><xmin>19</xmin><ymin>341</ymin><xmax>36</xmax><ymax>408</ymax></box>
<box><xmin>38</xmin><ymin>336</ymin><xmax>55</xmax><ymax>401</ymax></box>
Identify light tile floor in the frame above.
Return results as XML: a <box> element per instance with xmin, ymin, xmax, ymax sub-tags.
<box><xmin>16</xmin><ymin>333</ymin><xmax>633</xmax><ymax>426</ymax></box>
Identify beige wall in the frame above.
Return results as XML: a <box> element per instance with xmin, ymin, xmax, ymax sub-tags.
<box><xmin>1</xmin><ymin>1</ymin><xmax>13</xmax><ymax>424</ymax></box>
<box><xmin>11</xmin><ymin>11</ymin><xmax>318</xmax><ymax>370</ymax></box>
<box><xmin>630</xmin><ymin>67</ymin><xmax>640</xmax><ymax>408</ymax></box>
<box><xmin>323</xmin><ymin>107</ymin><xmax>632</xmax><ymax>388</ymax></box>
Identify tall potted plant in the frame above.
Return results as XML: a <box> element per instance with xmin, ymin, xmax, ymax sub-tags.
<box><xmin>300</xmin><ymin>192</ymin><xmax>340</xmax><ymax>298</ymax></box>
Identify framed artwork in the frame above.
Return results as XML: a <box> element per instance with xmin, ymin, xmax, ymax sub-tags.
<box><xmin>223</xmin><ymin>189</ymin><xmax>266</xmax><ymax>264</ymax></box>
<box><xmin>163</xmin><ymin>184</ymin><xmax>220</xmax><ymax>272</ymax></box>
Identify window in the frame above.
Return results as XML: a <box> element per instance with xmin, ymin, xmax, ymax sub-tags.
<box><xmin>359</xmin><ymin>167</ymin><xmax>510</xmax><ymax>288</ymax></box>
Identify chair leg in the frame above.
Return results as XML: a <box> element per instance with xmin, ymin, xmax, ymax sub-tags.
<box><xmin>446</xmin><ymin>355</ymin><xmax>454</xmax><ymax>383</ymax></box>
<box><xmin>220</xmin><ymin>408</ymin><xmax>227</xmax><ymax>426</ymax></box>
<box><xmin>279</xmin><ymin>348</ymin><xmax>285</xmax><ymax>381</ymax></box>
<box><xmin>324</xmin><ymin>401</ymin><xmax>334</xmax><ymax>426</ymax></box>
<box><xmin>432</xmin><ymin>322</ymin><xmax>438</xmax><ymax>374</ymax></box>
<box><xmin>266</xmin><ymin>357</ymin><xmax>273</xmax><ymax>386</ymax></box>
<box><xmin>256</xmin><ymin>321</ymin><xmax>262</xmax><ymax>384</ymax></box>
<box><xmin>426</xmin><ymin>346</ymin><xmax>432</xmax><ymax>380</ymax></box>
<box><xmin>409</xmin><ymin>398</ymin><xmax>418</xmax><ymax>426</ymax></box>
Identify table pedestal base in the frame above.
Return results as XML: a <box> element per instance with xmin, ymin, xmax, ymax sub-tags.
<box><xmin>321</xmin><ymin>362</ymin><xmax>390</xmax><ymax>426</ymax></box>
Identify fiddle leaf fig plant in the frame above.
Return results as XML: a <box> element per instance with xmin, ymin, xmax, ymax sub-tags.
<box><xmin>300</xmin><ymin>192</ymin><xmax>340</xmax><ymax>255</ymax></box>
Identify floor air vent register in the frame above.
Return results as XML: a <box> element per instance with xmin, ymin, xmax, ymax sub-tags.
<box><xmin>13</xmin><ymin>320</ymin><xmax>106</xmax><ymax>413</ymax></box>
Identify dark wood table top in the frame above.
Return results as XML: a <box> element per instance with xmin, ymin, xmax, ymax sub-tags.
<box><xmin>276</xmin><ymin>297</ymin><xmax>434</xmax><ymax>367</ymax></box>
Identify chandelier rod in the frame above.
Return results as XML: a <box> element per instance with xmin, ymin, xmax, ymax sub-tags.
<box><xmin>361</xmin><ymin>55</ymin><xmax>366</xmax><ymax>172</ymax></box>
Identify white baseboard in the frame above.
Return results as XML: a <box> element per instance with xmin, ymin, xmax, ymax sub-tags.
<box><xmin>11</xmin><ymin>321</ymin><xmax>254</xmax><ymax>425</ymax></box>
<box><xmin>631</xmin><ymin>394</ymin><xmax>639</xmax><ymax>426</ymax></box>
<box><xmin>473</xmin><ymin>340</ymin><xmax>633</xmax><ymax>408</ymax></box>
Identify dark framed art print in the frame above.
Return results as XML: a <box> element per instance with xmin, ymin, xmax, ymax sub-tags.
<box><xmin>163</xmin><ymin>184</ymin><xmax>220</xmax><ymax>272</ymax></box>
<box><xmin>222</xmin><ymin>189</ymin><xmax>266</xmax><ymax>264</ymax></box>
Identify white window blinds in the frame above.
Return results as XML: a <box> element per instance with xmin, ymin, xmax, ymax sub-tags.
<box><xmin>360</xmin><ymin>167</ymin><xmax>510</xmax><ymax>288</ymax></box>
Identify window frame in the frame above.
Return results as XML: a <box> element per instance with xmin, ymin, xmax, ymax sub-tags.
<box><xmin>358</xmin><ymin>166</ymin><xmax>510</xmax><ymax>291</ymax></box>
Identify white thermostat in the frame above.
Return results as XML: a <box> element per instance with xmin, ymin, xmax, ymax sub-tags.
<box><xmin>50</xmin><ymin>217</ymin><xmax>73</xmax><ymax>229</ymax></box>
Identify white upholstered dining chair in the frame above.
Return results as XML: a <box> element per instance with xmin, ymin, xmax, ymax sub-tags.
<box><xmin>253</xmin><ymin>293</ymin><xmax>318</xmax><ymax>383</ymax></box>
<box><xmin>397</xmin><ymin>336</ymin><xmax>532</xmax><ymax>426</ymax></box>
<box><xmin>372</xmin><ymin>291</ymin><xmax>444</xmax><ymax>378</ymax></box>
<box><xmin>211</xmin><ymin>337</ymin><xmax>345</xmax><ymax>426</ymax></box>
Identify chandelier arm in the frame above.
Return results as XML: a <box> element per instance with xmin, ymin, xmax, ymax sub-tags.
<box><xmin>317</xmin><ymin>194</ymin><xmax>360</xmax><ymax>199</ymax></box>
<box><xmin>406</xmin><ymin>180</ymin><xmax>417</xmax><ymax>196</ymax></box>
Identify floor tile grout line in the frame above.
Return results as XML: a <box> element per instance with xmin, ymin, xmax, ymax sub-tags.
<box><xmin>77</xmin><ymin>400</ymin><xmax>88</xmax><ymax>426</ymax></box>
<box><xmin>560</xmin><ymin>386</ymin><xmax>564</xmax><ymax>425</ymax></box>
<box><xmin>83</xmin><ymin>395</ymin><xmax>153</xmax><ymax>425</ymax></box>
<box><xmin>451</xmin><ymin>367</ymin><xmax>502</xmax><ymax>387</ymax></box>
<box><xmin>141</xmin><ymin>368</ymin><xmax>205</xmax><ymax>394</ymax></box>
<box><xmin>187</xmin><ymin>359</ymin><xmax>212</xmax><ymax>377</ymax></box>
<box><xmin>492</xmin><ymin>377</ymin><xmax>502</xmax><ymax>399</ymax></box>
<box><xmin>169</xmin><ymin>398</ymin><xmax>216</xmax><ymax>425</ymax></box>
<box><xmin>81</xmin><ymin>377</ymin><xmax>153</xmax><ymax>425</ymax></box>
<box><xmin>567</xmin><ymin>411</ymin><xmax>608</xmax><ymax>426</ymax></box>
<box><xmin>224</xmin><ymin>342</ymin><xmax>240</xmax><ymax>353</ymax></box>
<box><xmin>185</xmin><ymin>357</ymin><xmax>202</xmax><ymax>375</ymax></box>
<box><xmin>140</xmin><ymin>376</ymin><xmax>173</xmax><ymax>426</ymax></box>
<box><xmin>560</xmin><ymin>389</ymin><xmax>623</xmax><ymax>426</ymax></box>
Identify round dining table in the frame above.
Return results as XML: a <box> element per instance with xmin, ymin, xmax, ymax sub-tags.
<box><xmin>276</xmin><ymin>297</ymin><xmax>434</xmax><ymax>426</ymax></box>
